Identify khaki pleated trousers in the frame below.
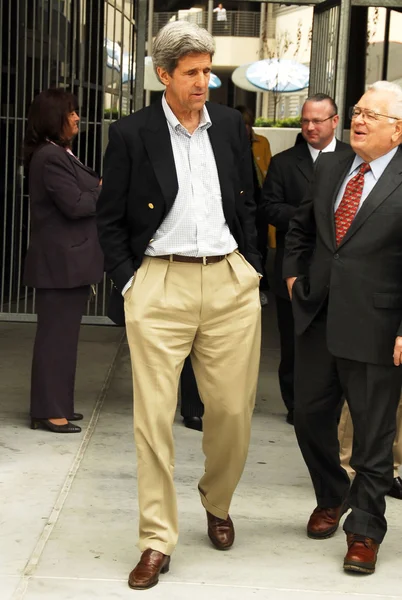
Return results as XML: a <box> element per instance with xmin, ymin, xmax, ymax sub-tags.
<box><xmin>124</xmin><ymin>251</ymin><xmax>261</xmax><ymax>556</ymax></box>
<box><xmin>339</xmin><ymin>397</ymin><xmax>402</xmax><ymax>478</ymax></box>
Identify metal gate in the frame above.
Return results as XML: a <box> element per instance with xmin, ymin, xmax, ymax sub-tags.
<box><xmin>0</xmin><ymin>0</ymin><xmax>137</xmax><ymax>323</ymax></box>
<box><xmin>309</xmin><ymin>0</ymin><xmax>350</xmax><ymax>133</ymax></box>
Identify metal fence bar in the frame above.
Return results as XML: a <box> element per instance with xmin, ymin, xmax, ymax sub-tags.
<box><xmin>93</xmin><ymin>0</ymin><xmax>101</xmax><ymax>172</ymax></box>
<box><xmin>84</xmin><ymin>0</ymin><xmax>92</xmax><ymax>167</ymax></box>
<box><xmin>2</xmin><ymin>3</ymin><xmax>12</xmax><ymax>312</ymax></box>
<box><xmin>20</xmin><ymin>0</ymin><xmax>29</xmax><ymax>314</ymax></box>
<box><xmin>0</xmin><ymin>1</ymin><xmax>5</xmax><ymax>312</ymax></box>
<box><xmin>310</xmin><ymin>2</ymin><xmax>341</xmax><ymax>98</ymax></box>
<box><xmin>134</xmin><ymin>0</ymin><xmax>147</xmax><ymax>112</ymax></box>
<box><xmin>39</xmin><ymin>0</ymin><xmax>45</xmax><ymax>90</ymax></box>
<box><xmin>55</xmin><ymin>0</ymin><xmax>61</xmax><ymax>87</ymax></box>
<box><xmin>47</xmin><ymin>0</ymin><xmax>53</xmax><ymax>89</ymax></box>
<box><xmin>63</xmin><ymin>0</ymin><xmax>70</xmax><ymax>90</ymax></box>
<box><xmin>334</xmin><ymin>0</ymin><xmax>352</xmax><ymax>134</ymax></box>
<box><xmin>13</xmin><ymin>3</ymin><xmax>26</xmax><ymax>312</ymax></box>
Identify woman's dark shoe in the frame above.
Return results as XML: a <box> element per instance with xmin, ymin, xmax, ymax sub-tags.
<box><xmin>69</xmin><ymin>413</ymin><xmax>84</xmax><ymax>421</ymax></box>
<box><xmin>30</xmin><ymin>418</ymin><xmax>81</xmax><ymax>433</ymax></box>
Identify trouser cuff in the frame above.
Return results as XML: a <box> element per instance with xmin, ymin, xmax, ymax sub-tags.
<box><xmin>137</xmin><ymin>539</ymin><xmax>174</xmax><ymax>556</ymax></box>
<box><xmin>199</xmin><ymin>487</ymin><xmax>229</xmax><ymax>519</ymax></box>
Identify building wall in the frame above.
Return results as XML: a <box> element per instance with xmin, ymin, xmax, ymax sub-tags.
<box><xmin>214</xmin><ymin>37</ymin><xmax>260</xmax><ymax>68</ymax></box>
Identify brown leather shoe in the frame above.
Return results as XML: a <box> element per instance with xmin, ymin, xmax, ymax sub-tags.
<box><xmin>344</xmin><ymin>533</ymin><xmax>379</xmax><ymax>574</ymax></box>
<box><xmin>128</xmin><ymin>549</ymin><xmax>170</xmax><ymax>590</ymax></box>
<box><xmin>207</xmin><ymin>510</ymin><xmax>235</xmax><ymax>550</ymax></box>
<box><xmin>307</xmin><ymin>502</ymin><xmax>348</xmax><ymax>539</ymax></box>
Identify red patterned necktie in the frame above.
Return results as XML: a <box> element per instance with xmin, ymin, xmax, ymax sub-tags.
<box><xmin>335</xmin><ymin>162</ymin><xmax>370</xmax><ymax>245</ymax></box>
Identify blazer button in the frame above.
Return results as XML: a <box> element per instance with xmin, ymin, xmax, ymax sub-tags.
<box><xmin>334</xmin><ymin>253</ymin><xmax>339</xmax><ymax>259</ymax></box>
<box><xmin>240</xmin><ymin>190</ymin><xmax>244</xmax><ymax>195</ymax></box>
<box><xmin>148</xmin><ymin>203</ymin><xmax>154</xmax><ymax>209</ymax></box>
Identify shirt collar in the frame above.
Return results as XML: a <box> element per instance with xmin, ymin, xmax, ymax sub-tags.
<box><xmin>307</xmin><ymin>136</ymin><xmax>337</xmax><ymax>162</ymax></box>
<box><xmin>349</xmin><ymin>146</ymin><xmax>399</xmax><ymax>181</ymax></box>
<box><xmin>162</xmin><ymin>94</ymin><xmax>211</xmax><ymax>134</ymax></box>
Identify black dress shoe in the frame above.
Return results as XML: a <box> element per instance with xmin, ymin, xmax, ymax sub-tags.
<box><xmin>182</xmin><ymin>416</ymin><xmax>203</xmax><ymax>432</ymax></box>
<box><xmin>387</xmin><ymin>476</ymin><xmax>402</xmax><ymax>499</ymax></box>
<box><xmin>69</xmin><ymin>413</ymin><xmax>84</xmax><ymax>421</ymax></box>
<box><xmin>30</xmin><ymin>418</ymin><xmax>81</xmax><ymax>433</ymax></box>
<box><xmin>286</xmin><ymin>411</ymin><xmax>294</xmax><ymax>425</ymax></box>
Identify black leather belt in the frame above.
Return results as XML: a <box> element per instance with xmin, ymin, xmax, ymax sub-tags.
<box><xmin>157</xmin><ymin>254</ymin><xmax>226</xmax><ymax>265</ymax></box>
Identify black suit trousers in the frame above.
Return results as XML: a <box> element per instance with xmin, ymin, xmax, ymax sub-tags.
<box><xmin>275</xmin><ymin>295</ymin><xmax>295</xmax><ymax>412</ymax></box>
<box><xmin>294</xmin><ymin>306</ymin><xmax>402</xmax><ymax>543</ymax></box>
<box><xmin>30</xmin><ymin>286</ymin><xmax>89</xmax><ymax>419</ymax></box>
<box><xmin>180</xmin><ymin>356</ymin><xmax>204</xmax><ymax>419</ymax></box>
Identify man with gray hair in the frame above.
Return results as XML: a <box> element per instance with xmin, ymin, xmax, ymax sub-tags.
<box><xmin>284</xmin><ymin>81</ymin><xmax>402</xmax><ymax>574</ymax></box>
<box><xmin>97</xmin><ymin>21</ymin><xmax>261</xmax><ymax>589</ymax></box>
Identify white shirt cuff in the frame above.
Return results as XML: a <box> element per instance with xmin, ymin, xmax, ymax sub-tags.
<box><xmin>122</xmin><ymin>275</ymin><xmax>135</xmax><ymax>297</ymax></box>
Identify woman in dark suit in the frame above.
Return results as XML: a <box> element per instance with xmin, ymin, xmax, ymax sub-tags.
<box><xmin>23</xmin><ymin>88</ymin><xmax>104</xmax><ymax>433</ymax></box>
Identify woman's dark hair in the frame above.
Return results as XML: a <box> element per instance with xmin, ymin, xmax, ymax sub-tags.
<box><xmin>235</xmin><ymin>105</ymin><xmax>255</xmax><ymax>128</ymax></box>
<box><xmin>23</xmin><ymin>88</ymin><xmax>78</xmax><ymax>165</ymax></box>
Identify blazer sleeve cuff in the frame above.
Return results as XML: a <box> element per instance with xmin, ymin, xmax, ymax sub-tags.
<box><xmin>282</xmin><ymin>260</ymin><xmax>301</xmax><ymax>280</ymax></box>
<box><xmin>109</xmin><ymin>259</ymin><xmax>136</xmax><ymax>293</ymax></box>
<box><xmin>245</xmin><ymin>251</ymin><xmax>263</xmax><ymax>275</ymax></box>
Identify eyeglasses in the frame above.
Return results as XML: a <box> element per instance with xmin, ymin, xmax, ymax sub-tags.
<box><xmin>349</xmin><ymin>106</ymin><xmax>401</xmax><ymax>122</ymax></box>
<box><xmin>300</xmin><ymin>114</ymin><xmax>336</xmax><ymax>127</ymax></box>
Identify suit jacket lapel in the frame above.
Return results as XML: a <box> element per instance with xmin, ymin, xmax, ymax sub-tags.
<box><xmin>338</xmin><ymin>150</ymin><xmax>402</xmax><ymax>248</ymax></box>
<box><xmin>295</xmin><ymin>144</ymin><xmax>314</xmax><ymax>182</ymax></box>
<box><xmin>206</xmin><ymin>107</ymin><xmax>232</xmax><ymax>215</ymax></box>
<box><xmin>140</xmin><ymin>101</ymin><xmax>178</xmax><ymax>214</ymax></box>
<box><xmin>67</xmin><ymin>153</ymin><xmax>99</xmax><ymax>177</ymax></box>
<box><xmin>324</xmin><ymin>154</ymin><xmax>355</xmax><ymax>249</ymax></box>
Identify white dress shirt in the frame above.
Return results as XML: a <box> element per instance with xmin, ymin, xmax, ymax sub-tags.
<box><xmin>334</xmin><ymin>147</ymin><xmax>398</xmax><ymax>213</ymax></box>
<box><xmin>122</xmin><ymin>96</ymin><xmax>237</xmax><ymax>295</ymax></box>
<box><xmin>307</xmin><ymin>136</ymin><xmax>337</xmax><ymax>163</ymax></box>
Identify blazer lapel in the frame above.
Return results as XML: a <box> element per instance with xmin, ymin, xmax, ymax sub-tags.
<box><xmin>295</xmin><ymin>144</ymin><xmax>314</xmax><ymax>182</ymax></box>
<box><xmin>338</xmin><ymin>150</ymin><xmax>402</xmax><ymax>248</ymax></box>
<box><xmin>67</xmin><ymin>153</ymin><xmax>99</xmax><ymax>177</ymax></box>
<box><xmin>205</xmin><ymin>104</ymin><xmax>237</xmax><ymax>223</ymax></box>
<box><xmin>140</xmin><ymin>102</ymin><xmax>178</xmax><ymax>214</ymax></box>
<box><xmin>324</xmin><ymin>154</ymin><xmax>355</xmax><ymax>249</ymax></box>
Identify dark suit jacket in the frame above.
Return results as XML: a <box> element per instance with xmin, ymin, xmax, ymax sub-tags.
<box><xmin>283</xmin><ymin>147</ymin><xmax>402</xmax><ymax>366</ymax></box>
<box><xmin>23</xmin><ymin>143</ymin><xmax>104</xmax><ymax>289</ymax></box>
<box><xmin>260</xmin><ymin>139</ymin><xmax>349</xmax><ymax>297</ymax></box>
<box><xmin>97</xmin><ymin>100</ymin><xmax>262</xmax><ymax>324</ymax></box>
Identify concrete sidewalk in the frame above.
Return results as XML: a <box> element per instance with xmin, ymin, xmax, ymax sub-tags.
<box><xmin>1</xmin><ymin>311</ymin><xmax>402</xmax><ymax>600</ymax></box>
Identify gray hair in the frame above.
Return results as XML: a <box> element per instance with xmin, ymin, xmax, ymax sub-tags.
<box><xmin>367</xmin><ymin>80</ymin><xmax>402</xmax><ymax>119</ymax></box>
<box><xmin>152</xmin><ymin>21</ymin><xmax>215</xmax><ymax>81</ymax></box>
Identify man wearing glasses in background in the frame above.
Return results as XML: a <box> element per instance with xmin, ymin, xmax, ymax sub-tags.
<box><xmin>284</xmin><ymin>81</ymin><xmax>402</xmax><ymax>574</ymax></box>
<box><xmin>260</xmin><ymin>94</ymin><xmax>348</xmax><ymax>425</ymax></box>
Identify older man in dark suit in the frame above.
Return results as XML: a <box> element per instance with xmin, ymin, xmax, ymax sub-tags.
<box><xmin>260</xmin><ymin>94</ymin><xmax>348</xmax><ymax>424</ymax></box>
<box><xmin>284</xmin><ymin>80</ymin><xmax>402</xmax><ymax>574</ymax></box>
<box><xmin>97</xmin><ymin>20</ymin><xmax>261</xmax><ymax>590</ymax></box>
